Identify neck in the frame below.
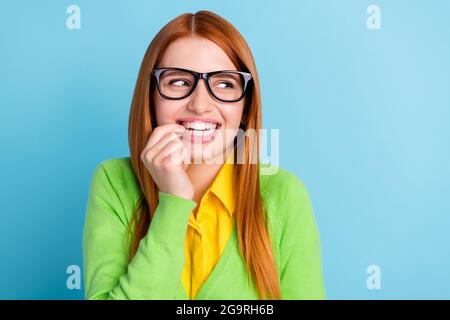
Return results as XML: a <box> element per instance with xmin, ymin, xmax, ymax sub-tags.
<box><xmin>186</xmin><ymin>149</ymin><xmax>234</xmax><ymax>205</ymax></box>
<box><xmin>186</xmin><ymin>162</ymin><xmax>223</xmax><ymax>205</ymax></box>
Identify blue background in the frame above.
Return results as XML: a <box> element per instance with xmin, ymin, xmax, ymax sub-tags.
<box><xmin>1</xmin><ymin>0</ymin><xmax>449</xmax><ymax>299</ymax></box>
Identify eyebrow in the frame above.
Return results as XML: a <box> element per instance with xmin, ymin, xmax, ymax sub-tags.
<box><xmin>160</xmin><ymin>68</ymin><xmax>241</xmax><ymax>80</ymax></box>
<box><xmin>163</xmin><ymin>70</ymin><xmax>192</xmax><ymax>77</ymax></box>
<box><xmin>211</xmin><ymin>73</ymin><xmax>240</xmax><ymax>80</ymax></box>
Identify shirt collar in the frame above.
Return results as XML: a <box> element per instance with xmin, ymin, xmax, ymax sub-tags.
<box><xmin>208</xmin><ymin>153</ymin><xmax>236</xmax><ymax>217</ymax></box>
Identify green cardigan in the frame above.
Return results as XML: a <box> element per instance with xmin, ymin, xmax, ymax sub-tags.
<box><xmin>82</xmin><ymin>157</ymin><xmax>326</xmax><ymax>300</ymax></box>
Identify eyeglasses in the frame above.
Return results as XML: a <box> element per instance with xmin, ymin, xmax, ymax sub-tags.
<box><xmin>152</xmin><ymin>67</ymin><xmax>252</xmax><ymax>103</ymax></box>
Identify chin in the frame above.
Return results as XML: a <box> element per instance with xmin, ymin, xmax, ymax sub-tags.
<box><xmin>187</xmin><ymin>147</ymin><xmax>228</xmax><ymax>165</ymax></box>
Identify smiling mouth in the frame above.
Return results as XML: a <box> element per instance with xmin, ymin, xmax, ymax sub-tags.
<box><xmin>176</xmin><ymin>120</ymin><xmax>222</xmax><ymax>137</ymax></box>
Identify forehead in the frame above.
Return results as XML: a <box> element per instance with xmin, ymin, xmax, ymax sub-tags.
<box><xmin>158</xmin><ymin>36</ymin><xmax>237</xmax><ymax>73</ymax></box>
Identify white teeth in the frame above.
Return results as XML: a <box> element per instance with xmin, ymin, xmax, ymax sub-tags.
<box><xmin>180</xmin><ymin>121</ymin><xmax>218</xmax><ymax>130</ymax></box>
<box><xmin>179</xmin><ymin>120</ymin><xmax>219</xmax><ymax>137</ymax></box>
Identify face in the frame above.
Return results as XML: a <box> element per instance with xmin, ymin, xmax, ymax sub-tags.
<box><xmin>152</xmin><ymin>36</ymin><xmax>245</xmax><ymax>165</ymax></box>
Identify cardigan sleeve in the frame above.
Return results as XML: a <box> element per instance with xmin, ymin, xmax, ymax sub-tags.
<box><xmin>278</xmin><ymin>174</ymin><xmax>326</xmax><ymax>299</ymax></box>
<box><xmin>82</xmin><ymin>162</ymin><xmax>197</xmax><ymax>299</ymax></box>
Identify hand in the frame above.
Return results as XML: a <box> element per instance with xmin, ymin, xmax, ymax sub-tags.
<box><xmin>140</xmin><ymin>123</ymin><xmax>194</xmax><ymax>201</ymax></box>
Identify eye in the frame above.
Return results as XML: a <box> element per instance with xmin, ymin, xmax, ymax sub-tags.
<box><xmin>169</xmin><ymin>79</ymin><xmax>191</xmax><ymax>87</ymax></box>
<box><xmin>216</xmin><ymin>81</ymin><xmax>234</xmax><ymax>89</ymax></box>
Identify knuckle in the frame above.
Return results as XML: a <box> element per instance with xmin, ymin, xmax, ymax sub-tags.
<box><xmin>140</xmin><ymin>149</ymin><xmax>148</xmax><ymax>162</ymax></box>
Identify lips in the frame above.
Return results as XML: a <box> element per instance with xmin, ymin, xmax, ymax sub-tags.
<box><xmin>176</xmin><ymin>118</ymin><xmax>222</xmax><ymax>143</ymax></box>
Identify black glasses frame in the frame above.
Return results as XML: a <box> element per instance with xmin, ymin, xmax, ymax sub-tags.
<box><xmin>152</xmin><ymin>67</ymin><xmax>253</xmax><ymax>103</ymax></box>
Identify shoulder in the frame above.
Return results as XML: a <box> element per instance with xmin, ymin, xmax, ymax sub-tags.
<box><xmin>258</xmin><ymin>163</ymin><xmax>316</xmax><ymax>237</ymax></box>
<box><xmin>95</xmin><ymin>157</ymin><xmax>134</xmax><ymax>180</ymax></box>
<box><xmin>88</xmin><ymin>157</ymin><xmax>142</xmax><ymax>223</ymax></box>
<box><xmin>91</xmin><ymin>156</ymin><xmax>142</xmax><ymax>191</ymax></box>
<box><xmin>92</xmin><ymin>156</ymin><xmax>141</xmax><ymax>196</ymax></box>
<box><xmin>259</xmin><ymin>163</ymin><xmax>311</xmax><ymax>204</ymax></box>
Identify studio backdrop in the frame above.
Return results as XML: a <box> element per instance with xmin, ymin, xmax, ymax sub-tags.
<box><xmin>0</xmin><ymin>0</ymin><xmax>449</xmax><ymax>299</ymax></box>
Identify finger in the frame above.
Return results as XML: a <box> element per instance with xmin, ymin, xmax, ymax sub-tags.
<box><xmin>143</xmin><ymin>131</ymin><xmax>184</xmax><ymax>164</ymax></box>
<box><xmin>144</xmin><ymin>123</ymin><xmax>185</xmax><ymax>151</ymax></box>
<box><xmin>152</xmin><ymin>132</ymin><xmax>181</xmax><ymax>153</ymax></box>
<box><xmin>153</xmin><ymin>139</ymin><xmax>183</xmax><ymax>164</ymax></box>
<box><xmin>141</xmin><ymin>125</ymin><xmax>185</xmax><ymax>163</ymax></box>
<box><xmin>169</xmin><ymin>146</ymin><xmax>184</xmax><ymax>166</ymax></box>
<box><xmin>181</xmin><ymin>146</ymin><xmax>189</xmax><ymax>170</ymax></box>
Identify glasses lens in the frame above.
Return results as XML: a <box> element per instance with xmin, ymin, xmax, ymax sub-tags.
<box><xmin>159</xmin><ymin>69</ymin><xmax>195</xmax><ymax>98</ymax></box>
<box><xmin>210</xmin><ymin>72</ymin><xmax>244</xmax><ymax>101</ymax></box>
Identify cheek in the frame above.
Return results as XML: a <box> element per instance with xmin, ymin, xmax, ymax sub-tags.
<box><xmin>153</xmin><ymin>93</ymin><xmax>180</xmax><ymax>125</ymax></box>
<box><xmin>219</xmin><ymin>105</ymin><xmax>244</xmax><ymax>149</ymax></box>
<box><xmin>154</xmin><ymin>105</ymin><xmax>171</xmax><ymax>125</ymax></box>
<box><xmin>222</xmin><ymin>104</ymin><xmax>244</xmax><ymax>128</ymax></box>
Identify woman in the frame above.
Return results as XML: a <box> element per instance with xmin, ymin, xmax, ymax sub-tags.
<box><xmin>83</xmin><ymin>10</ymin><xmax>325</xmax><ymax>300</ymax></box>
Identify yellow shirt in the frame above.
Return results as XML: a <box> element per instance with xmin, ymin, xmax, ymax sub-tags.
<box><xmin>181</xmin><ymin>161</ymin><xmax>236</xmax><ymax>299</ymax></box>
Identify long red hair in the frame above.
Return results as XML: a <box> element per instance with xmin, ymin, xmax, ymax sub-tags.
<box><xmin>127</xmin><ymin>10</ymin><xmax>281</xmax><ymax>299</ymax></box>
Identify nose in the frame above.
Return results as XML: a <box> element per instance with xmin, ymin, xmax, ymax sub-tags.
<box><xmin>187</xmin><ymin>78</ymin><xmax>214</xmax><ymax>113</ymax></box>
